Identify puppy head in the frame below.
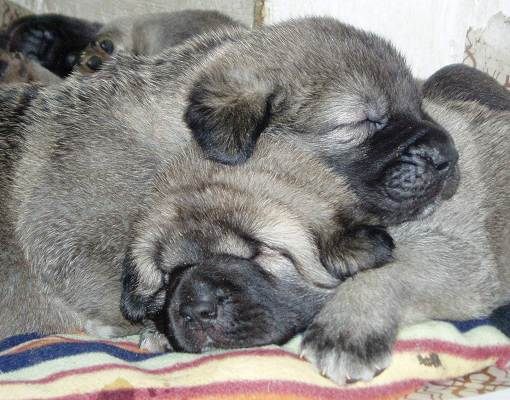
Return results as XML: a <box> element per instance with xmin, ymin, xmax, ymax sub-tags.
<box><xmin>165</xmin><ymin>253</ymin><xmax>323</xmax><ymax>352</ymax></box>
<box><xmin>121</xmin><ymin>233</ymin><xmax>327</xmax><ymax>352</ymax></box>
<box><xmin>184</xmin><ymin>17</ymin><xmax>459</xmax><ymax>225</ymax></box>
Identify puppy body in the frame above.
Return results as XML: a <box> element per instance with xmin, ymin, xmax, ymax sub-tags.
<box><xmin>95</xmin><ymin>10</ymin><xmax>240</xmax><ymax>56</ymax></box>
<box><xmin>0</xmin><ymin>21</ymin><xmax>395</xmax><ymax>343</ymax></box>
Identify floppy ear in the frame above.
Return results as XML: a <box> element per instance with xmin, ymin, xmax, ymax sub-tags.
<box><xmin>184</xmin><ymin>67</ymin><xmax>275</xmax><ymax>165</ymax></box>
<box><xmin>120</xmin><ymin>246</ymin><xmax>167</xmax><ymax>323</ymax></box>
<box><xmin>120</xmin><ymin>234</ymin><xmax>206</xmax><ymax>322</ymax></box>
<box><xmin>120</xmin><ymin>248</ymin><xmax>150</xmax><ymax>322</ymax></box>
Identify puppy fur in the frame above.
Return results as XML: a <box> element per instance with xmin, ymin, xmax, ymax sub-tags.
<box><xmin>0</xmin><ymin>18</ymin><xmax>401</xmax><ymax>355</ymax></box>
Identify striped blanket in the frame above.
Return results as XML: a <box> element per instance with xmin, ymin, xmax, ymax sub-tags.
<box><xmin>1</xmin><ymin>320</ymin><xmax>510</xmax><ymax>400</ymax></box>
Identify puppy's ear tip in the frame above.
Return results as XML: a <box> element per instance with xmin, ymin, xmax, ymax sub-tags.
<box><xmin>120</xmin><ymin>249</ymin><xmax>148</xmax><ymax>323</ymax></box>
<box><xmin>120</xmin><ymin>290</ymin><xmax>147</xmax><ymax>323</ymax></box>
<box><xmin>184</xmin><ymin>69</ymin><xmax>273</xmax><ymax>165</ymax></box>
<box><xmin>194</xmin><ymin>133</ymin><xmax>254</xmax><ymax>165</ymax></box>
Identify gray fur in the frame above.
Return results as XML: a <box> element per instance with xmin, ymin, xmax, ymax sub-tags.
<box><xmin>78</xmin><ymin>10</ymin><xmax>241</xmax><ymax>74</ymax></box>
<box><xmin>1</xmin><ymin>16</ymin><xmax>506</xmax><ymax>387</ymax></box>
<box><xmin>0</xmin><ymin>19</ymin><xmax>400</xmax><ymax>349</ymax></box>
<box><xmin>300</xmin><ymin>64</ymin><xmax>510</xmax><ymax>383</ymax></box>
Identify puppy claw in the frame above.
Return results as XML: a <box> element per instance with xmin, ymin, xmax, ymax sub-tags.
<box><xmin>86</xmin><ymin>55</ymin><xmax>103</xmax><ymax>71</ymax></box>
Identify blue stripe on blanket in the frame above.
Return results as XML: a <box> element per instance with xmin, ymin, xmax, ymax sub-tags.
<box><xmin>451</xmin><ymin>318</ymin><xmax>490</xmax><ymax>332</ymax></box>
<box><xmin>0</xmin><ymin>340</ymin><xmax>162</xmax><ymax>373</ymax></box>
<box><xmin>0</xmin><ymin>333</ymin><xmax>43</xmax><ymax>353</ymax></box>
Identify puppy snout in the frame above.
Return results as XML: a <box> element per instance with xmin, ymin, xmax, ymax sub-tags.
<box><xmin>180</xmin><ymin>299</ymin><xmax>217</xmax><ymax>322</ymax></box>
<box><xmin>179</xmin><ymin>290</ymin><xmax>218</xmax><ymax>323</ymax></box>
<box><xmin>405</xmin><ymin>125</ymin><xmax>458</xmax><ymax>176</ymax></box>
<box><xmin>381</xmin><ymin>120</ymin><xmax>458</xmax><ymax>203</ymax></box>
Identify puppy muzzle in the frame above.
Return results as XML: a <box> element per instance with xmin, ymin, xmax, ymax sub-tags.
<box><xmin>382</xmin><ymin>122</ymin><xmax>459</xmax><ymax>203</ymax></box>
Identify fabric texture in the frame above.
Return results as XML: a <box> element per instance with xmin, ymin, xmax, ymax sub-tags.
<box><xmin>1</xmin><ymin>320</ymin><xmax>510</xmax><ymax>400</ymax></box>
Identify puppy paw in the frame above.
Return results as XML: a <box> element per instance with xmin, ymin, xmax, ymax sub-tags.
<box><xmin>139</xmin><ymin>325</ymin><xmax>171</xmax><ymax>353</ymax></box>
<box><xmin>301</xmin><ymin>322</ymin><xmax>393</xmax><ymax>384</ymax></box>
<box><xmin>84</xmin><ymin>319</ymin><xmax>134</xmax><ymax>338</ymax></box>
<box><xmin>10</xmin><ymin>26</ymin><xmax>56</xmax><ymax>62</ymax></box>
<box><xmin>300</xmin><ymin>279</ymin><xmax>398</xmax><ymax>385</ymax></box>
<box><xmin>320</xmin><ymin>225</ymin><xmax>394</xmax><ymax>280</ymax></box>
<box><xmin>78</xmin><ymin>37</ymin><xmax>115</xmax><ymax>75</ymax></box>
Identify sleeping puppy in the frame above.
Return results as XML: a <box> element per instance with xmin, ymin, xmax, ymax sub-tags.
<box><xmin>118</xmin><ymin>18</ymin><xmax>460</xmax><ymax>378</ymax></box>
<box><xmin>0</xmin><ymin>18</ymin><xmax>406</xmax><ymax>348</ymax></box>
<box><xmin>120</xmin><ymin>141</ymin><xmax>394</xmax><ymax>353</ymax></box>
<box><xmin>0</xmin><ymin>18</ymin><xmax>458</xmax><ymax>384</ymax></box>
<box><xmin>78</xmin><ymin>10</ymin><xmax>240</xmax><ymax>74</ymax></box>
<box><xmin>0</xmin><ymin>10</ymin><xmax>241</xmax><ymax>79</ymax></box>
<box><xmin>184</xmin><ymin>24</ymin><xmax>510</xmax><ymax>384</ymax></box>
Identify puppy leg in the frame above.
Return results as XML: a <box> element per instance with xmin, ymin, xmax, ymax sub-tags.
<box><xmin>0</xmin><ymin>257</ymin><xmax>84</xmax><ymax>338</ymax></box>
<box><xmin>3</xmin><ymin>14</ymin><xmax>101</xmax><ymax>77</ymax></box>
<box><xmin>301</xmin><ymin>230</ymin><xmax>500</xmax><ymax>384</ymax></box>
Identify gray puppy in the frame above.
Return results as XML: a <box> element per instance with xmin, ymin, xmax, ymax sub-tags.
<box><xmin>297</xmin><ymin>65</ymin><xmax>510</xmax><ymax>383</ymax></box>
<box><xmin>0</xmin><ymin>18</ymin><xmax>461</xmax><ymax>384</ymax></box>
<box><xmin>188</xmin><ymin>29</ymin><xmax>510</xmax><ymax>383</ymax></box>
<box><xmin>0</xmin><ymin>19</ymin><xmax>411</xmax><ymax>343</ymax></box>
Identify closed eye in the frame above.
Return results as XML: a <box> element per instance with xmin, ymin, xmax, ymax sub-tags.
<box><xmin>328</xmin><ymin>119</ymin><xmax>377</xmax><ymax>145</ymax></box>
<box><xmin>367</xmin><ymin>116</ymin><xmax>388</xmax><ymax>131</ymax></box>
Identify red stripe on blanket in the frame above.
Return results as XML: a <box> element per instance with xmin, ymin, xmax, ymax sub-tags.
<box><xmin>0</xmin><ymin>348</ymin><xmax>299</xmax><ymax>385</ymax></box>
<box><xmin>30</xmin><ymin>379</ymin><xmax>425</xmax><ymax>400</ymax></box>
<box><xmin>395</xmin><ymin>340</ymin><xmax>510</xmax><ymax>365</ymax></box>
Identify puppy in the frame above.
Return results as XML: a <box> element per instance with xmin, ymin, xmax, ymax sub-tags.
<box><xmin>120</xmin><ymin>141</ymin><xmax>394</xmax><ymax>352</ymax></box>
<box><xmin>79</xmin><ymin>10</ymin><xmax>240</xmax><ymax>74</ymax></box>
<box><xmin>0</xmin><ymin>18</ymin><xmax>403</xmax><ymax>346</ymax></box>
<box><xmin>187</xmin><ymin>25</ymin><xmax>510</xmax><ymax>383</ymax></box>
<box><xmin>0</xmin><ymin>18</ymin><xmax>460</xmax><ymax>384</ymax></box>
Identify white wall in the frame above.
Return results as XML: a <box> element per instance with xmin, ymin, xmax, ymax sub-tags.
<box><xmin>13</xmin><ymin>0</ymin><xmax>257</xmax><ymax>26</ymax></box>
<box><xmin>264</xmin><ymin>0</ymin><xmax>510</xmax><ymax>79</ymax></box>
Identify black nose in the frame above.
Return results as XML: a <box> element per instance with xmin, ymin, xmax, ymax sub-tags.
<box><xmin>404</xmin><ymin>122</ymin><xmax>458</xmax><ymax>175</ymax></box>
<box><xmin>180</xmin><ymin>294</ymin><xmax>218</xmax><ymax>323</ymax></box>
